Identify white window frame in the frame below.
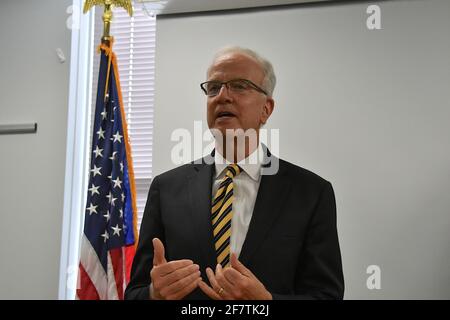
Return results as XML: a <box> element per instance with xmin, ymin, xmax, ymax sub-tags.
<box><xmin>59</xmin><ymin>0</ymin><xmax>95</xmax><ymax>300</ymax></box>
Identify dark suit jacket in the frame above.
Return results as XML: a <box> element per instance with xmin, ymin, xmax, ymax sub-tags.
<box><xmin>125</xmin><ymin>148</ymin><xmax>344</xmax><ymax>300</ymax></box>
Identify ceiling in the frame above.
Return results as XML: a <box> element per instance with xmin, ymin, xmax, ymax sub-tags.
<box><xmin>138</xmin><ymin>0</ymin><xmax>337</xmax><ymax>15</ymax></box>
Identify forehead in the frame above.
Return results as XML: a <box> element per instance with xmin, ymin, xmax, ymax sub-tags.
<box><xmin>207</xmin><ymin>53</ymin><xmax>264</xmax><ymax>80</ymax></box>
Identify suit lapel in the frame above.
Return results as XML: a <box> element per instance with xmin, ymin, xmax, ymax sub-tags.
<box><xmin>187</xmin><ymin>154</ymin><xmax>217</xmax><ymax>268</ymax></box>
<box><xmin>239</xmin><ymin>153</ymin><xmax>291</xmax><ymax>266</ymax></box>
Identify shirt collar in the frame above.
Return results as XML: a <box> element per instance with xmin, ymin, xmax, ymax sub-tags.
<box><xmin>214</xmin><ymin>143</ymin><xmax>263</xmax><ymax>182</ymax></box>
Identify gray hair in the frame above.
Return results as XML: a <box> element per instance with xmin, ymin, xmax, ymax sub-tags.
<box><xmin>208</xmin><ymin>46</ymin><xmax>277</xmax><ymax>97</ymax></box>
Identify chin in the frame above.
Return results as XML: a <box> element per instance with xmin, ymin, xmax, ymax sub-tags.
<box><xmin>213</xmin><ymin>119</ymin><xmax>238</xmax><ymax>130</ymax></box>
<box><xmin>217</xmin><ymin>125</ymin><xmax>243</xmax><ymax>133</ymax></box>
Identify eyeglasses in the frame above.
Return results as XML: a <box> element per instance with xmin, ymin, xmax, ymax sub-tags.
<box><xmin>200</xmin><ymin>79</ymin><xmax>268</xmax><ymax>97</ymax></box>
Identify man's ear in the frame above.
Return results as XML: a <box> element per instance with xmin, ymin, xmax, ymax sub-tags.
<box><xmin>261</xmin><ymin>97</ymin><xmax>275</xmax><ymax>125</ymax></box>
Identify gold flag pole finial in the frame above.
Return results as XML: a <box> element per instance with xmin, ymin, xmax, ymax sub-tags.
<box><xmin>83</xmin><ymin>0</ymin><xmax>133</xmax><ymax>45</ymax></box>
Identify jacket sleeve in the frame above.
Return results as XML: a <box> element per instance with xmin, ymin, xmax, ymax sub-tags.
<box><xmin>125</xmin><ymin>176</ymin><xmax>164</xmax><ymax>300</ymax></box>
<box><xmin>272</xmin><ymin>181</ymin><xmax>345</xmax><ymax>300</ymax></box>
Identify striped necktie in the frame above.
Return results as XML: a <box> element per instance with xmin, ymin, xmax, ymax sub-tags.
<box><xmin>211</xmin><ymin>164</ymin><xmax>242</xmax><ymax>267</ymax></box>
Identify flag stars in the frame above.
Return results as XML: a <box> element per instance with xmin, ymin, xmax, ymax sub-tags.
<box><xmin>93</xmin><ymin>145</ymin><xmax>104</xmax><ymax>158</ymax></box>
<box><xmin>82</xmin><ymin>53</ymin><xmax>137</xmax><ymax>274</ymax></box>
<box><xmin>111</xmin><ymin>196</ymin><xmax>118</xmax><ymax>207</ymax></box>
<box><xmin>106</xmin><ymin>192</ymin><xmax>117</xmax><ymax>206</ymax></box>
<box><xmin>111</xmin><ymin>224</ymin><xmax>122</xmax><ymax>236</ymax></box>
<box><xmin>91</xmin><ymin>165</ymin><xmax>102</xmax><ymax>177</ymax></box>
<box><xmin>86</xmin><ymin>203</ymin><xmax>98</xmax><ymax>215</ymax></box>
<box><xmin>113</xmin><ymin>177</ymin><xmax>122</xmax><ymax>189</ymax></box>
<box><xmin>88</xmin><ymin>184</ymin><xmax>100</xmax><ymax>196</ymax></box>
<box><xmin>111</xmin><ymin>131</ymin><xmax>123</xmax><ymax>143</ymax></box>
<box><xmin>97</xmin><ymin>127</ymin><xmax>105</xmax><ymax>140</ymax></box>
<box><xmin>103</xmin><ymin>210</ymin><xmax>111</xmax><ymax>222</ymax></box>
<box><xmin>101</xmin><ymin>230</ymin><xmax>109</xmax><ymax>243</ymax></box>
<box><xmin>109</xmin><ymin>151</ymin><xmax>118</xmax><ymax>161</ymax></box>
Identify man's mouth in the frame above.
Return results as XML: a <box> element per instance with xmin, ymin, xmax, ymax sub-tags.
<box><xmin>217</xmin><ymin>111</ymin><xmax>236</xmax><ymax>119</ymax></box>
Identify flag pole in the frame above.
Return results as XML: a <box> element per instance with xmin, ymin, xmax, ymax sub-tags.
<box><xmin>83</xmin><ymin>0</ymin><xmax>133</xmax><ymax>100</ymax></box>
<box><xmin>83</xmin><ymin>0</ymin><xmax>134</xmax><ymax>46</ymax></box>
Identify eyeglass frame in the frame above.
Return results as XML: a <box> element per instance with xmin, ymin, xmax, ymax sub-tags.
<box><xmin>200</xmin><ymin>78</ymin><xmax>268</xmax><ymax>97</ymax></box>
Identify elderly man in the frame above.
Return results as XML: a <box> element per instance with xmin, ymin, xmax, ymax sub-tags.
<box><xmin>125</xmin><ymin>47</ymin><xmax>344</xmax><ymax>300</ymax></box>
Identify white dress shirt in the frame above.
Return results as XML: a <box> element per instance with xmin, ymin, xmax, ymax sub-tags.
<box><xmin>212</xmin><ymin>143</ymin><xmax>263</xmax><ymax>259</ymax></box>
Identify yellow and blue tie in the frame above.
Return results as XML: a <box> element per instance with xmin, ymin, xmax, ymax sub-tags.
<box><xmin>211</xmin><ymin>164</ymin><xmax>241</xmax><ymax>267</ymax></box>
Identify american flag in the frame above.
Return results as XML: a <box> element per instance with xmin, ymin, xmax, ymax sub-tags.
<box><xmin>77</xmin><ymin>43</ymin><xmax>137</xmax><ymax>300</ymax></box>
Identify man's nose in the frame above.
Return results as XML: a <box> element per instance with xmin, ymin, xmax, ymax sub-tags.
<box><xmin>216</xmin><ymin>83</ymin><xmax>232</xmax><ymax>100</ymax></box>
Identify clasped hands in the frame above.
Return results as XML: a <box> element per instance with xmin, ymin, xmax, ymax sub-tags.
<box><xmin>150</xmin><ymin>238</ymin><xmax>272</xmax><ymax>300</ymax></box>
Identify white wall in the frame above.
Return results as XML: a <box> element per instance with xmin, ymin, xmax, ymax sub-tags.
<box><xmin>0</xmin><ymin>0</ymin><xmax>72</xmax><ymax>299</ymax></box>
<box><xmin>154</xmin><ymin>0</ymin><xmax>450</xmax><ymax>299</ymax></box>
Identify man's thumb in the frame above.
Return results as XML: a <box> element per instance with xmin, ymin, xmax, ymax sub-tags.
<box><xmin>152</xmin><ymin>238</ymin><xmax>167</xmax><ymax>266</ymax></box>
<box><xmin>230</xmin><ymin>253</ymin><xmax>251</xmax><ymax>277</ymax></box>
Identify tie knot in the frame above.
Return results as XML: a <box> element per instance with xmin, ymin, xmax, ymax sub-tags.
<box><xmin>225</xmin><ymin>164</ymin><xmax>241</xmax><ymax>179</ymax></box>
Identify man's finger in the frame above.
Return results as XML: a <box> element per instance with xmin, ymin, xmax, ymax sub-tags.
<box><xmin>169</xmin><ymin>278</ymin><xmax>202</xmax><ymax>300</ymax></box>
<box><xmin>215</xmin><ymin>264</ymin><xmax>234</xmax><ymax>299</ymax></box>
<box><xmin>151</xmin><ymin>259</ymin><xmax>193</xmax><ymax>286</ymax></box>
<box><xmin>206</xmin><ymin>267</ymin><xmax>232</xmax><ymax>299</ymax></box>
<box><xmin>230</xmin><ymin>253</ymin><xmax>252</xmax><ymax>277</ymax></box>
<box><xmin>206</xmin><ymin>267</ymin><xmax>221</xmax><ymax>292</ymax></box>
<box><xmin>157</xmin><ymin>259</ymin><xmax>194</xmax><ymax>276</ymax></box>
<box><xmin>199</xmin><ymin>280</ymin><xmax>222</xmax><ymax>300</ymax></box>
<box><xmin>161</xmin><ymin>270</ymin><xmax>201</xmax><ymax>297</ymax></box>
<box><xmin>162</xmin><ymin>263</ymin><xmax>199</xmax><ymax>286</ymax></box>
<box><xmin>152</xmin><ymin>238</ymin><xmax>167</xmax><ymax>266</ymax></box>
<box><xmin>223</xmin><ymin>266</ymin><xmax>244</xmax><ymax>285</ymax></box>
